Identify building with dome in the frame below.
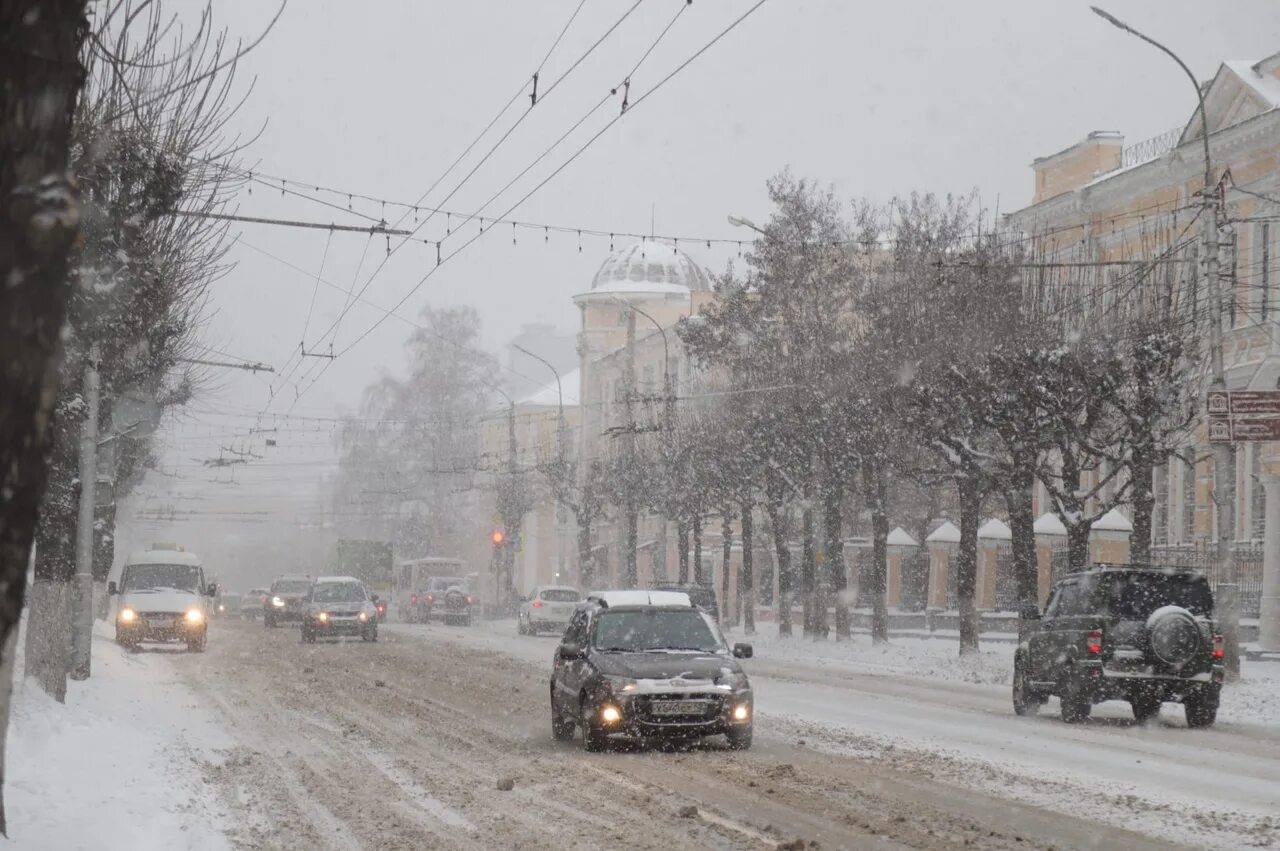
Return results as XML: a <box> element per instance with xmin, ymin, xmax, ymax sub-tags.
<box><xmin>574</xmin><ymin>239</ymin><xmax>718</xmax><ymax>589</ymax></box>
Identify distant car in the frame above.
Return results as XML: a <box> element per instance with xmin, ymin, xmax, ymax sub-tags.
<box><xmin>300</xmin><ymin>577</ymin><xmax>379</xmax><ymax>644</ymax></box>
<box><xmin>1014</xmin><ymin>565</ymin><xmax>1224</xmax><ymax>726</ymax></box>
<box><xmin>215</xmin><ymin>593</ymin><xmax>241</xmax><ymax>618</ymax></box>
<box><xmin>518</xmin><ymin>586</ymin><xmax>582</xmax><ymax>636</ymax></box>
<box><xmin>652</xmin><ymin>582</ymin><xmax>719</xmax><ymax>622</ymax></box>
<box><xmin>241</xmin><ymin>588</ymin><xmax>268</xmax><ymax>620</ymax></box>
<box><xmin>265</xmin><ymin>574</ymin><xmax>312</xmax><ymax>627</ymax></box>
<box><xmin>414</xmin><ymin>576</ymin><xmax>473</xmax><ymax>626</ymax></box>
<box><xmin>110</xmin><ymin>548</ymin><xmax>216</xmax><ymax>652</ymax></box>
<box><xmin>550</xmin><ymin>590</ymin><xmax>754</xmax><ymax>752</ymax></box>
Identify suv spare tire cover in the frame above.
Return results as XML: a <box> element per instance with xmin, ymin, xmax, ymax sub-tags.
<box><xmin>445</xmin><ymin>587</ymin><xmax>466</xmax><ymax>608</ymax></box>
<box><xmin>1146</xmin><ymin>605</ymin><xmax>1202</xmax><ymax>666</ymax></box>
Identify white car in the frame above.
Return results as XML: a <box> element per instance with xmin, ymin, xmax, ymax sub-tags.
<box><xmin>517</xmin><ymin>586</ymin><xmax>582</xmax><ymax>636</ymax></box>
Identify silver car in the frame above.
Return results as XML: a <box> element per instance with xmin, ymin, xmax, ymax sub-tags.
<box><xmin>518</xmin><ymin>585</ymin><xmax>582</xmax><ymax>636</ymax></box>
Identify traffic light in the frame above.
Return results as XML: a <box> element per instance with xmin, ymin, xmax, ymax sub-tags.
<box><xmin>490</xmin><ymin>529</ymin><xmax>505</xmax><ymax>546</ymax></box>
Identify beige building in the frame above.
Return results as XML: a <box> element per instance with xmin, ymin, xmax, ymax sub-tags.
<box><xmin>1006</xmin><ymin>51</ymin><xmax>1280</xmax><ymax>644</ymax></box>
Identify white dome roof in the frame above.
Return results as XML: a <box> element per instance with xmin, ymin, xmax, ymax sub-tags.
<box><xmin>589</xmin><ymin>240</ymin><xmax>712</xmax><ymax>294</ymax></box>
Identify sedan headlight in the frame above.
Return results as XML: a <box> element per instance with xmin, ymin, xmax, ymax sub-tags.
<box><xmin>118</xmin><ymin>607</ymin><xmax>138</xmax><ymax>624</ymax></box>
<box><xmin>316</xmin><ymin>612</ymin><xmax>329</xmax><ymax>623</ymax></box>
<box><xmin>721</xmin><ymin>671</ymin><xmax>750</xmax><ymax>691</ymax></box>
<box><xmin>605</xmin><ymin>675</ymin><xmax>637</xmax><ymax>694</ymax></box>
<box><xmin>184</xmin><ymin>609</ymin><xmax>204</xmax><ymax>624</ymax></box>
<box><xmin>271</xmin><ymin>596</ymin><xmax>285</xmax><ymax>607</ymax></box>
<box><xmin>358</xmin><ymin>612</ymin><xmax>368</xmax><ymax>622</ymax></box>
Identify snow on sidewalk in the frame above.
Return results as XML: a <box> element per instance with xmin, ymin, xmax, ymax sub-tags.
<box><xmin>6</xmin><ymin>625</ymin><xmax>233</xmax><ymax>850</ymax></box>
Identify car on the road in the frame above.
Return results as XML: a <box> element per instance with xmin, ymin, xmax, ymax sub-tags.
<box><xmin>518</xmin><ymin>586</ymin><xmax>582</xmax><ymax>635</ymax></box>
<box><xmin>215</xmin><ymin>593</ymin><xmax>241</xmax><ymax>618</ymax></box>
<box><xmin>1013</xmin><ymin>564</ymin><xmax>1224</xmax><ymax>727</ymax></box>
<box><xmin>652</xmin><ymin>582</ymin><xmax>719</xmax><ymax>622</ymax></box>
<box><xmin>264</xmin><ymin>574</ymin><xmax>312</xmax><ymax>627</ymax></box>
<box><xmin>414</xmin><ymin>576</ymin><xmax>473</xmax><ymax>626</ymax></box>
<box><xmin>300</xmin><ymin>576</ymin><xmax>380</xmax><ymax>644</ymax></box>
<box><xmin>549</xmin><ymin>590</ymin><xmax>754</xmax><ymax>752</ymax></box>
<box><xmin>110</xmin><ymin>547</ymin><xmax>217</xmax><ymax>652</ymax></box>
<box><xmin>241</xmin><ymin>588</ymin><xmax>269</xmax><ymax>620</ymax></box>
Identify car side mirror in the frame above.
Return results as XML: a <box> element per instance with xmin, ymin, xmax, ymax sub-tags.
<box><xmin>107</xmin><ymin>581</ymin><xmax>118</xmax><ymax>596</ymax></box>
<box><xmin>206</xmin><ymin>583</ymin><xmax>218</xmax><ymax>598</ymax></box>
<box><xmin>559</xmin><ymin>642</ymin><xmax>584</xmax><ymax>660</ymax></box>
<box><xmin>732</xmin><ymin>642</ymin><xmax>753</xmax><ymax>659</ymax></box>
<box><xmin>1020</xmin><ymin>605</ymin><xmax>1041</xmax><ymax>621</ymax></box>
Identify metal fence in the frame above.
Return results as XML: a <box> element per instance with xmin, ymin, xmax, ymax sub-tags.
<box><xmin>1047</xmin><ymin>541</ymin><xmax>1263</xmax><ymax>619</ymax></box>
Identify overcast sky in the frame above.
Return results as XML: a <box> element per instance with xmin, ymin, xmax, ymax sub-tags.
<box><xmin>131</xmin><ymin>0</ymin><xmax>1280</xmax><ymax>574</ymax></box>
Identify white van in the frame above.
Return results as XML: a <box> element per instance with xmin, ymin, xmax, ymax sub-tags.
<box><xmin>109</xmin><ymin>546</ymin><xmax>216</xmax><ymax>652</ymax></box>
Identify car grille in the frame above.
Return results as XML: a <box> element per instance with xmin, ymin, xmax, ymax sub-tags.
<box><xmin>634</xmin><ymin>693</ymin><xmax>723</xmax><ymax>724</ymax></box>
<box><xmin>139</xmin><ymin>613</ymin><xmax>181</xmax><ymax>627</ymax></box>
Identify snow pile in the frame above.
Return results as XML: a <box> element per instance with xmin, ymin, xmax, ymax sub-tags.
<box><xmin>6</xmin><ymin>625</ymin><xmax>232</xmax><ymax>850</ymax></box>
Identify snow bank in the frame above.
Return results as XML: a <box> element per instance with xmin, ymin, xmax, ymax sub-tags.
<box><xmin>6</xmin><ymin>624</ymin><xmax>232</xmax><ymax>850</ymax></box>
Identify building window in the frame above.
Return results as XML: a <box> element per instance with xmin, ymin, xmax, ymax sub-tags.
<box><xmin>1261</xmin><ymin>222</ymin><xmax>1272</xmax><ymax>321</ymax></box>
<box><xmin>1182</xmin><ymin>454</ymin><xmax>1196</xmax><ymax>543</ymax></box>
<box><xmin>1252</xmin><ymin>445</ymin><xmax>1266</xmax><ymax>541</ymax></box>
<box><xmin>1153</xmin><ymin>461</ymin><xmax>1169</xmax><ymax>546</ymax></box>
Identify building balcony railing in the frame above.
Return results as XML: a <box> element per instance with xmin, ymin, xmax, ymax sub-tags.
<box><xmin>1119</xmin><ymin>126</ymin><xmax>1184</xmax><ymax>170</ymax></box>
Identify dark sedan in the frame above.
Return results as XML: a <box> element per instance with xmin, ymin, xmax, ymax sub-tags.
<box><xmin>549</xmin><ymin>590</ymin><xmax>753</xmax><ymax>752</ymax></box>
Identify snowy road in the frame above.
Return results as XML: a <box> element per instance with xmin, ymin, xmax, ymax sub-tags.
<box><xmin>171</xmin><ymin>619</ymin><xmax>1197</xmax><ymax>851</ymax></box>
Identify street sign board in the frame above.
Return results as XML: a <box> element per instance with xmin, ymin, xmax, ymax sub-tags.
<box><xmin>1207</xmin><ymin>390</ymin><xmax>1280</xmax><ymax>442</ymax></box>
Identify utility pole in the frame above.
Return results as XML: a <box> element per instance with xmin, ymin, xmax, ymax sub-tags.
<box><xmin>623</xmin><ymin>309</ymin><xmax>639</xmax><ymax>588</ymax></box>
<box><xmin>506</xmin><ymin>394</ymin><xmax>518</xmax><ymax>605</ymax></box>
<box><xmin>1093</xmin><ymin>7</ymin><xmax>1238</xmax><ymax>674</ymax></box>
<box><xmin>70</xmin><ymin>343</ymin><xmax>100</xmax><ymax>681</ymax></box>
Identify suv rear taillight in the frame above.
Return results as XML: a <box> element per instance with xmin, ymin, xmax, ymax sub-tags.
<box><xmin>427</xmin><ymin>593</ymin><xmax>434</xmax><ymax>603</ymax></box>
<box><xmin>1213</xmin><ymin>634</ymin><xmax>1225</xmax><ymax>659</ymax></box>
<box><xmin>466</xmin><ymin>595</ymin><xmax>473</xmax><ymax>605</ymax></box>
<box><xmin>411</xmin><ymin>593</ymin><xmax>418</xmax><ymax>605</ymax></box>
<box><xmin>532</xmin><ymin>599</ymin><xmax>543</xmax><ymax>608</ymax></box>
<box><xmin>1086</xmin><ymin>628</ymin><xmax>1103</xmax><ymax>656</ymax></box>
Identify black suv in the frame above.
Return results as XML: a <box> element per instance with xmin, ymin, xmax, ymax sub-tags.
<box><xmin>417</xmin><ymin>576</ymin><xmax>473</xmax><ymax>626</ymax></box>
<box><xmin>549</xmin><ymin>590</ymin><xmax>753</xmax><ymax>752</ymax></box>
<box><xmin>1013</xmin><ymin>566</ymin><xmax>1224</xmax><ymax>727</ymax></box>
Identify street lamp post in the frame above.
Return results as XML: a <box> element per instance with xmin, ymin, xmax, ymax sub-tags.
<box><xmin>1092</xmin><ymin>7</ymin><xmax>1237</xmax><ymax>674</ymax></box>
<box><xmin>512</xmin><ymin>344</ymin><xmax>566</xmax><ymax>461</ymax></box>
<box><xmin>492</xmin><ymin>387</ymin><xmax>519</xmax><ymax>609</ymax></box>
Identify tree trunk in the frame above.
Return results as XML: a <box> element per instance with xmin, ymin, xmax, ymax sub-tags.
<box><xmin>577</xmin><ymin>517</ymin><xmax>594</xmax><ymax>591</ymax></box>
<box><xmin>1129</xmin><ymin>439</ymin><xmax>1155</xmax><ymax>566</ymax></box>
<box><xmin>801</xmin><ymin>504</ymin><xmax>816</xmax><ymax>637</ymax></box>
<box><xmin>623</xmin><ymin>502</ymin><xmax>638</xmax><ymax>588</ymax></box>
<box><xmin>824</xmin><ymin>479</ymin><xmax>847</xmax><ymax>640</ymax></box>
<box><xmin>720</xmin><ymin>507</ymin><xmax>732</xmax><ymax>624</ymax></box>
<box><xmin>692</xmin><ymin>514</ymin><xmax>705</xmax><ymax>585</ymax></box>
<box><xmin>1005</xmin><ymin>470</ymin><xmax>1038</xmax><ymax>642</ymax></box>
<box><xmin>0</xmin><ymin>0</ymin><xmax>90</xmax><ymax>833</ymax></box>
<box><xmin>25</xmin><ymin>398</ymin><xmax>81</xmax><ymax>702</ymax></box>
<box><xmin>956</xmin><ymin>474</ymin><xmax>983</xmax><ymax>656</ymax></box>
<box><xmin>653</xmin><ymin>513</ymin><xmax>669</xmax><ymax>582</ymax></box>
<box><xmin>677</xmin><ymin>520</ymin><xmax>689</xmax><ymax>584</ymax></box>
<box><xmin>92</xmin><ymin>502</ymin><xmax>115</xmax><ymax>619</ymax></box>
<box><xmin>740</xmin><ymin>500</ymin><xmax>755</xmax><ymax>635</ymax></box>
<box><xmin>764</xmin><ymin>478</ymin><xmax>793</xmax><ymax>637</ymax></box>
<box><xmin>864</xmin><ymin>465</ymin><xmax>888</xmax><ymax>644</ymax></box>
<box><xmin>1066</xmin><ymin>521</ymin><xmax>1091</xmax><ymax>572</ymax></box>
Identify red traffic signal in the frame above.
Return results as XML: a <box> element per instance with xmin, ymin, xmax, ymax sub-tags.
<box><xmin>490</xmin><ymin>529</ymin><xmax>505</xmax><ymax>546</ymax></box>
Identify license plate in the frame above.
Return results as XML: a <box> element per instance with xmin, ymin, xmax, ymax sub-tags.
<box><xmin>650</xmin><ymin>700</ymin><xmax>707</xmax><ymax>717</ymax></box>
<box><xmin>146</xmin><ymin>617</ymin><xmax>173</xmax><ymax>630</ymax></box>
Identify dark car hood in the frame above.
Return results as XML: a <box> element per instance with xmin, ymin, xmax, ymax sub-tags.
<box><xmin>593</xmin><ymin>651</ymin><xmax>740</xmax><ymax>680</ymax></box>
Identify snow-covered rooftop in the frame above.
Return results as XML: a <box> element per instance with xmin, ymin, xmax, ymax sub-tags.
<box><xmin>586</xmin><ymin>589</ymin><xmax>692</xmax><ymax>608</ymax></box>
<box><xmin>518</xmin><ymin>366</ymin><xmax>581</xmax><ymax>407</ymax></box>
<box><xmin>1094</xmin><ymin>508</ymin><xmax>1134</xmax><ymax>533</ymax></box>
<box><xmin>1227</xmin><ymin>59</ymin><xmax>1280</xmax><ymax>109</ymax></box>
<box><xmin>886</xmin><ymin>527</ymin><xmax>918</xmax><ymax>547</ymax></box>
<box><xmin>1033</xmin><ymin>512</ymin><xmax>1067</xmax><ymax>536</ymax></box>
<box><xmin>977</xmin><ymin>518</ymin><xmax>1012</xmax><ymax>540</ymax></box>
<box><xmin>925</xmin><ymin>521</ymin><xmax>960</xmax><ymax>544</ymax></box>
<box><xmin>585</xmin><ymin>240</ymin><xmax>712</xmax><ymax>296</ymax></box>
